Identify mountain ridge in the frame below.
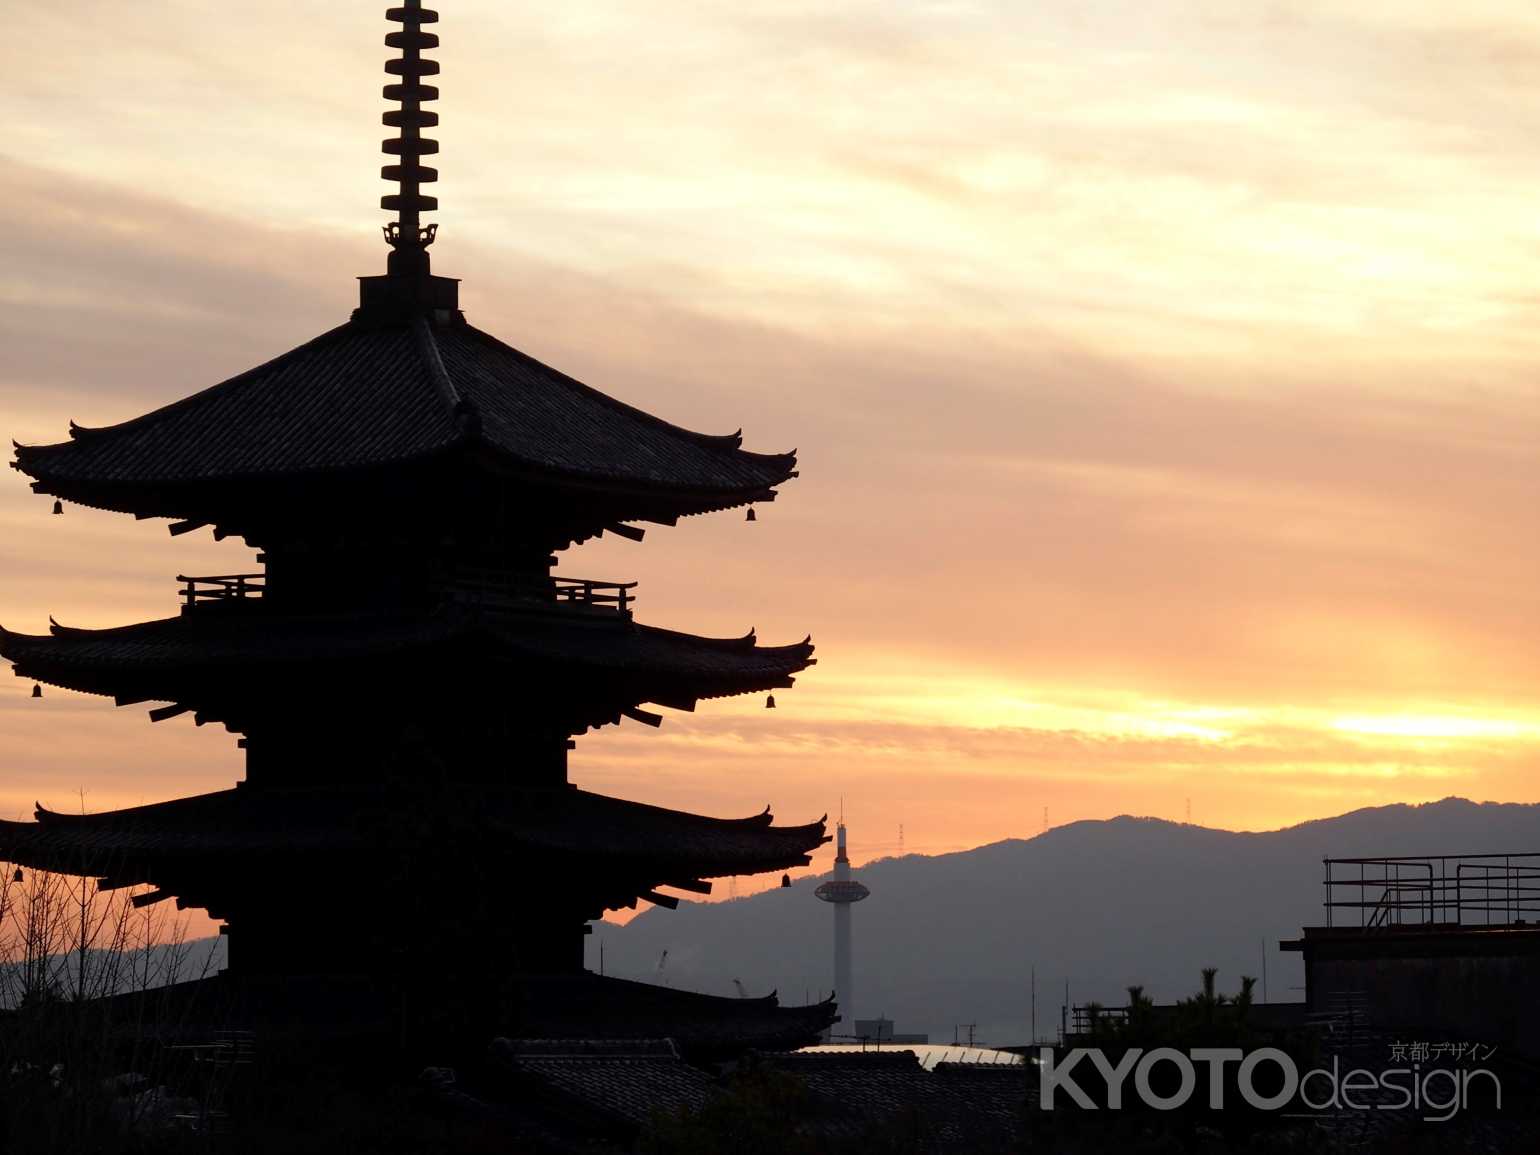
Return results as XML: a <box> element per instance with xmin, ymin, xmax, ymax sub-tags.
<box><xmin>585</xmin><ymin>796</ymin><xmax>1540</xmax><ymax>1044</ymax></box>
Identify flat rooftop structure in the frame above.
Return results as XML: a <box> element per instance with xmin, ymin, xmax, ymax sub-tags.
<box><xmin>1282</xmin><ymin>923</ymin><xmax>1540</xmax><ymax>957</ymax></box>
<box><xmin>1282</xmin><ymin>852</ymin><xmax>1540</xmax><ymax>1057</ymax></box>
<box><xmin>1308</xmin><ymin>851</ymin><xmax>1540</xmax><ymax>930</ymax></box>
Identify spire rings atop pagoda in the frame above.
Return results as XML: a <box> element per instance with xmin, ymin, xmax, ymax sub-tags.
<box><xmin>381</xmin><ymin>1</ymin><xmax>440</xmax><ymax>277</ymax></box>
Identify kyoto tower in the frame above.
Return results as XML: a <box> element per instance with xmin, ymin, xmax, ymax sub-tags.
<box><xmin>814</xmin><ymin>820</ymin><xmax>870</xmax><ymax>1033</ymax></box>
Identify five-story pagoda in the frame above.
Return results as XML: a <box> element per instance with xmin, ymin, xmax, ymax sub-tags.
<box><xmin>0</xmin><ymin>1</ymin><xmax>833</xmax><ymax>1054</ymax></box>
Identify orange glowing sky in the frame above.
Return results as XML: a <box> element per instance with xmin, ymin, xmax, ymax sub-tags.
<box><xmin>3</xmin><ymin>2</ymin><xmax>1539</xmax><ymax>910</ymax></box>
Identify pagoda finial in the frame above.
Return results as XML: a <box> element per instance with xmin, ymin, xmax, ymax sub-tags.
<box><xmin>381</xmin><ymin>2</ymin><xmax>441</xmax><ymax>279</ymax></box>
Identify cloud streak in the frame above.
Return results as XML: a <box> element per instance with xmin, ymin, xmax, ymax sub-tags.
<box><xmin>1</xmin><ymin>2</ymin><xmax>1537</xmax><ymax>885</ymax></box>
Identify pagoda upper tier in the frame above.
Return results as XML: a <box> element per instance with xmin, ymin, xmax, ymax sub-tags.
<box><xmin>0</xmin><ymin>603</ymin><xmax>813</xmax><ymax>741</ymax></box>
<box><xmin>11</xmin><ymin>303</ymin><xmax>795</xmax><ymax>552</ymax></box>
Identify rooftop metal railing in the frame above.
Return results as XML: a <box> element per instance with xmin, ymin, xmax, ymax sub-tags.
<box><xmin>1323</xmin><ymin>853</ymin><xmax>1540</xmax><ymax>929</ymax></box>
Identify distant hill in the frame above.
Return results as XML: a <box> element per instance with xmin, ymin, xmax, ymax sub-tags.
<box><xmin>2</xmin><ymin>935</ymin><xmax>225</xmax><ymax>1008</ymax></box>
<box><xmin>584</xmin><ymin>798</ymin><xmax>1540</xmax><ymax>1046</ymax></box>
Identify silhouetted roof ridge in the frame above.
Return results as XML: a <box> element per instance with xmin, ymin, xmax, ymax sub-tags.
<box><xmin>13</xmin><ymin>313</ymin><xmax>796</xmax><ymax>517</ymax></box>
<box><xmin>412</xmin><ymin>313</ymin><xmax>465</xmax><ymax>414</ymax></box>
<box><xmin>14</xmin><ymin>322</ymin><xmax>361</xmax><ymax>453</ymax></box>
<box><xmin>767</xmin><ymin>1050</ymin><xmax>925</xmax><ymax>1068</ymax></box>
<box><xmin>493</xmin><ymin>1037</ymin><xmax>681</xmax><ymax>1059</ymax></box>
<box><xmin>451</xmin><ymin>321</ymin><xmax>787</xmax><ymax>462</ymax></box>
<box><xmin>502</xmin><ymin>973</ymin><xmax>837</xmax><ymax>1058</ymax></box>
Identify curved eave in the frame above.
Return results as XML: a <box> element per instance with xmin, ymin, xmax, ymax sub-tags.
<box><xmin>0</xmin><ymin>614</ymin><xmax>816</xmax><ymax>719</ymax></box>
<box><xmin>452</xmin><ymin>322</ymin><xmax>796</xmax><ymax>473</ymax></box>
<box><xmin>513</xmin><ymin>974</ymin><xmax>839</xmax><ymax>1059</ymax></box>
<box><xmin>11</xmin><ymin>439</ymin><xmax>464</xmax><ymax>521</ymax></box>
<box><xmin>0</xmin><ymin>788</ymin><xmax>830</xmax><ymax>889</ymax></box>
<box><xmin>14</xmin><ymin>438</ymin><xmax>795</xmax><ymax>525</ymax></box>
<box><xmin>450</xmin><ymin>436</ymin><xmax>795</xmax><ymax>517</ymax></box>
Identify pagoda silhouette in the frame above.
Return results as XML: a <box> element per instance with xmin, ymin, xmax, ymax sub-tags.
<box><xmin>0</xmin><ymin>1</ymin><xmax>833</xmax><ymax>1056</ymax></box>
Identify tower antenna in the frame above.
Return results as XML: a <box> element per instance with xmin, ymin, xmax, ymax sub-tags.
<box><xmin>1028</xmin><ymin>967</ymin><xmax>1041</xmax><ymax>1047</ymax></box>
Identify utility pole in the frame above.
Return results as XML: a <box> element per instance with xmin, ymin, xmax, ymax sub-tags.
<box><xmin>1031</xmin><ymin>965</ymin><xmax>1036</xmax><ymax>1044</ymax></box>
<box><xmin>1261</xmin><ymin>937</ymin><xmax>1268</xmax><ymax>1003</ymax></box>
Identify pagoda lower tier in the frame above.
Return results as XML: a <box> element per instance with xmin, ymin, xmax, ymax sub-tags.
<box><xmin>0</xmin><ymin>785</ymin><xmax>828</xmax><ymax>975</ymax></box>
<box><xmin>0</xmin><ymin>601</ymin><xmax>813</xmax><ymax>780</ymax></box>
<box><xmin>55</xmin><ymin>971</ymin><xmax>838</xmax><ymax>1063</ymax></box>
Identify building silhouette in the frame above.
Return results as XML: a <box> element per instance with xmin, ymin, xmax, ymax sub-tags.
<box><xmin>1283</xmin><ymin>850</ymin><xmax>1540</xmax><ymax>1059</ymax></box>
<box><xmin>0</xmin><ymin>0</ymin><xmax>833</xmax><ymax>1055</ymax></box>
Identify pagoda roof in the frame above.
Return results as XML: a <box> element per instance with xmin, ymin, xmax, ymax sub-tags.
<box><xmin>486</xmin><ymin>1037</ymin><xmax>713</xmax><ymax>1135</ymax></box>
<box><xmin>503</xmin><ymin>976</ymin><xmax>837</xmax><ymax>1060</ymax></box>
<box><xmin>12</xmin><ymin>315</ymin><xmax>795</xmax><ymax>518</ymax></box>
<box><xmin>0</xmin><ymin>786</ymin><xmax>828</xmax><ymax>907</ymax></box>
<box><xmin>68</xmin><ymin>971</ymin><xmax>838</xmax><ymax>1062</ymax></box>
<box><xmin>0</xmin><ymin>606</ymin><xmax>813</xmax><ymax>724</ymax></box>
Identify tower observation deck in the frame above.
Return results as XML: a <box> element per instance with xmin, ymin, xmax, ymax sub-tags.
<box><xmin>815</xmin><ymin>821</ymin><xmax>870</xmax><ymax>1033</ymax></box>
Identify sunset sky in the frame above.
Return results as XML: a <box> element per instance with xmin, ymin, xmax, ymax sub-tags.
<box><xmin>3</xmin><ymin>2</ymin><xmax>1539</xmax><ymax>908</ymax></box>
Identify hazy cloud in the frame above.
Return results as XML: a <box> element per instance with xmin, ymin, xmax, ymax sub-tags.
<box><xmin>2</xmin><ymin>2</ymin><xmax>1538</xmax><ymax>871</ymax></box>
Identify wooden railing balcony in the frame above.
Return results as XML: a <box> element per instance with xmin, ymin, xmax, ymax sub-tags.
<box><xmin>176</xmin><ymin>571</ymin><xmax>636</xmax><ymax>617</ymax></box>
<box><xmin>437</xmin><ymin>570</ymin><xmax>638</xmax><ymax>616</ymax></box>
<box><xmin>178</xmin><ymin>573</ymin><xmax>265</xmax><ymax>610</ymax></box>
<box><xmin>551</xmin><ymin>576</ymin><xmax>637</xmax><ymax>617</ymax></box>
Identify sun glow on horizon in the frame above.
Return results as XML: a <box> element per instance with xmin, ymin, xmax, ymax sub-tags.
<box><xmin>1331</xmin><ymin>715</ymin><xmax>1537</xmax><ymax>741</ymax></box>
